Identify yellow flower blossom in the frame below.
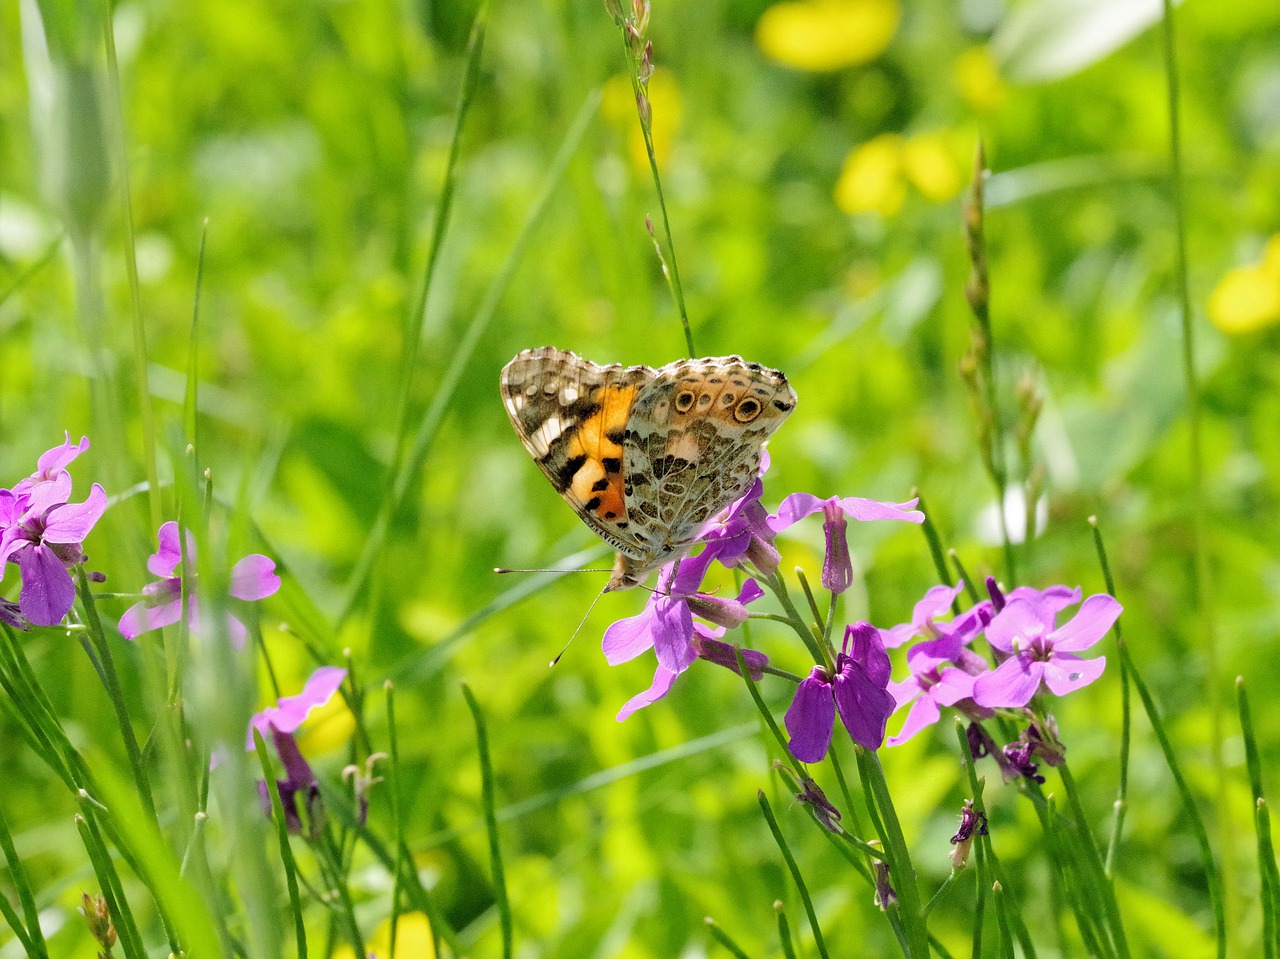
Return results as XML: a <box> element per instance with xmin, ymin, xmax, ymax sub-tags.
<box><xmin>835</xmin><ymin>130</ymin><xmax>966</xmax><ymax>216</ymax></box>
<box><xmin>835</xmin><ymin>133</ymin><xmax>905</xmax><ymax>216</ymax></box>
<box><xmin>1208</xmin><ymin>236</ymin><xmax>1280</xmax><ymax>334</ymax></box>
<box><xmin>955</xmin><ymin>46</ymin><xmax>1007</xmax><ymax>112</ymax></box>
<box><xmin>332</xmin><ymin>912</ymin><xmax>436</xmax><ymax>959</ymax></box>
<box><xmin>756</xmin><ymin>0</ymin><xmax>900</xmax><ymax>72</ymax></box>
<box><xmin>901</xmin><ymin>131</ymin><xmax>963</xmax><ymax>201</ymax></box>
<box><xmin>602</xmin><ymin>68</ymin><xmax>683</xmax><ymax>171</ymax></box>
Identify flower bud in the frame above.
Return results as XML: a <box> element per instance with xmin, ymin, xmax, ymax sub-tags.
<box><xmin>692</xmin><ymin>634</ymin><xmax>767</xmax><ymax>679</ymax></box>
<box><xmin>686</xmin><ymin>594</ymin><xmax>749</xmax><ymax>629</ymax></box>
<box><xmin>948</xmin><ymin>799</ymin><xmax>987</xmax><ymax>871</ymax></box>
<box><xmin>820</xmin><ymin>500</ymin><xmax>852</xmax><ymax>594</ymax></box>
<box><xmin>873</xmin><ymin>861</ymin><xmax>898</xmax><ymax>910</ymax></box>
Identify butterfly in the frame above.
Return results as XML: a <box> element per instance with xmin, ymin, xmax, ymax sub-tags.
<box><xmin>500</xmin><ymin>346</ymin><xmax>797</xmax><ymax>591</ymax></box>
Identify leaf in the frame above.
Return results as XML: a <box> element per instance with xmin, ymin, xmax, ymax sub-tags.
<box><xmin>992</xmin><ymin>0</ymin><xmax>1184</xmax><ymax>83</ymax></box>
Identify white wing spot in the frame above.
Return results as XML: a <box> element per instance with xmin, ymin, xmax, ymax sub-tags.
<box><xmin>529</xmin><ymin>415</ymin><xmax>571</xmax><ymax>455</ymax></box>
<box><xmin>562</xmin><ymin>385</ymin><xmax>579</xmax><ymax>403</ymax></box>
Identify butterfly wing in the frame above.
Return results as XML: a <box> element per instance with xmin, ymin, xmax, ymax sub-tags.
<box><xmin>622</xmin><ymin>355</ymin><xmax>797</xmax><ymax>564</ymax></box>
<box><xmin>501</xmin><ymin>347</ymin><xmax>653</xmax><ymax>560</ymax></box>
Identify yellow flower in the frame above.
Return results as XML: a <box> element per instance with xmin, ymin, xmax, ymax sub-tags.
<box><xmin>1208</xmin><ymin>236</ymin><xmax>1280</xmax><ymax>334</ymax></box>
<box><xmin>901</xmin><ymin>131</ymin><xmax>963</xmax><ymax>202</ymax></box>
<box><xmin>835</xmin><ymin>133</ymin><xmax>905</xmax><ymax>216</ymax></box>
<box><xmin>756</xmin><ymin>0</ymin><xmax>900</xmax><ymax>72</ymax></box>
<box><xmin>602</xmin><ymin>68</ymin><xmax>683</xmax><ymax>171</ymax></box>
<box><xmin>331</xmin><ymin>912</ymin><xmax>436</xmax><ymax>959</ymax></box>
<box><xmin>954</xmin><ymin>46</ymin><xmax>1006</xmax><ymax>112</ymax></box>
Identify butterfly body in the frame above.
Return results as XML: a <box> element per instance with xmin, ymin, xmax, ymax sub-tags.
<box><xmin>501</xmin><ymin>346</ymin><xmax>797</xmax><ymax>590</ymax></box>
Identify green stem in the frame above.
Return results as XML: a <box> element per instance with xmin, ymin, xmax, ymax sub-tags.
<box><xmin>774</xmin><ymin>901</ymin><xmax>799</xmax><ymax>959</ymax></box>
<box><xmin>858</xmin><ymin>750</ymin><xmax>930</xmax><ymax>957</ymax></box>
<box><xmin>76</xmin><ymin>568</ymin><xmax>158</xmax><ymax>827</ymax></box>
<box><xmin>1238</xmin><ymin>678</ymin><xmax>1280</xmax><ymax>959</ymax></box>
<box><xmin>705</xmin><ymin>917</ymin><xmax>755</xmax><ymax>958</ymax></box>
<box><xmin>1159</xmin><ymin>2</ymin><xmax>1227</xmax><ymax>950</ymax></box>
<box><xmin>1091</xmin><ymin>518</ymin><xmax>1224</xmax><ymax>954</ymax></box>
<box><xmin>734</xmin><ymin>645</ymin><xmax>804</xmax><ymax>779</ymax></box>
<box><xmin>757</xmin><ymin>791</ymin><xmax>831</xmax><ymax>959</ymax></box>
<box><xmin>1057</xmin><ymin>764</ymin><xmax>1130</xmax><ymax>959</ymax></box>
<box><xmin>75</xmin><ymin>802</ymin><xmax>145</xmax><ymax>959</ymax></box>
<box><xmin>992</xmin><ymin>882</ymin><xmax>1016</xmax><ymax>959</ymax></box>
<box><xmin>386</xmin><ymin>682</ymin><xmax>410</xmax><ymax>959</ymax></box>
<box><xmin>102</xmin><ymin>0</ymin><xmax>161</xmax><ymax>534</ymax></box>
<box><xmin>252</xmin><ymin>730</ymin><xmax>307</xmax><ymax>959</ymax></box>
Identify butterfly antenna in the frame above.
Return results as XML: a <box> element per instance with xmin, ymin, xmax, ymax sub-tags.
<box><xmin>494</xmin><ymin>567</ymin><xmax>614</xmax><ymax>575</ymax></box>
<box><xmin>551</xmin><ymin>586</ymin><xmax>608</xmax><ymax>668</ymax></box>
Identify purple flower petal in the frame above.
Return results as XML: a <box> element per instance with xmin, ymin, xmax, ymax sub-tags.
<box><xmin>602</xmin><ymin>607</ymin><xmax>659</xmax><ymax>665</ymax></box>
<box><xmin>833</xmin><ymin>667</ymin><xmax>895</xmax><ymax>750</ymax></box>
<box><xmin>1042</xmin><ymin>653</ymin><xmax>1107</xmax><ymax>697</ymax></box>
<box><xmin>118</xmin><ymin>594</ymin><xmax>184</xmax><ymax>639</ymax></box>
<box><xmin>932</xmin><ymin>666</ymin><xmax>979</xmax><ymax>707</ymax></box>
<box><xmin>888</xmin><ymin>677</ymin><xmax>921</xmax><ymax>710</ymax></box>
<box><xmin>1049</xmin><ymin>594</ymin><xmax>1122</xmax><ymax>652</ymax></box>
<box><xmin>230</xmin><ymin>554</ymin><xmax>281</xmax><ymax>601</ymax></box>
<box><xmin>1008</xmin><ymin>584</ymin><xmax>1081</xmax><ymax>617</ymax></box>
<box><xmin>912</xmin><ymin>583</ymin><xmax>966</xmax><ymax>625</ymax></box>
<box><xmin>651</xmin><ymin>599</ymin><xmax>696</xmax><ymax>673</ymax></box>
<box><xmin>983</xmin><ymin>600</ymin><xmax>1047</xmax><ymax>655</ymax></box>
<box><xmin>844</xmin><ymin>622</ymin><xmax>892</xmax><ymax>687</ymax></box>
<box><xmin>972</xmin><ymin>656</ymin><xmax>1044</xmax><ymax>709</ymax></box>
<box><xmin>17</xmin><ymin>545</ymin><xmax>77</xmax><ymax>626</ymax></box>
<box><xmin>149</xmin><ymin>522</ymin><xmax>189</xmax><ymax>578</ymax></box>
<box><xmin>836</xmin><ymin>496</ymin><xmax>924</xmax><ymax>524</ymax></box>
<box><xmin>247</xmin><ymin>666</ymin><xmax>347</xmax><ymax>749</ymax></box>
<box><xmin>879</xmin><ymin>623</ymin><xmax>917</xmax><ymax>649</ymax></box>
<box><xmin>13</xmin><ymin>434</ymin><xmax>91</xmax><ymax>494</ymax></box>
<box><xmin>736</xmin><ymin>578</ymin><xmax>765</xmax><ymax>605</ymax></box>
<box><xmin>42</xmin><ymin>484</ymin><xmax>107</xmax><ymax>543</ymax></box>
<box><xmin>767</xmin><ymin>492</ymin><xmax>827</xmax><ymax>532</ymax></box>
<box><xmin>785</xmin><ymin>671</ymin><xmax>836</xmax><ymax>763</ymax></box>
<box><xmin>25</xmin><ymin>473</ymin><xmax>72</xmax><ymax>517</ymax></box>
<box><xmin>616</xmin><ymin>666</ymin><xmax>681</xmax><ymax>721</ymax></box>
<box><xmin>886</xmin><ymin>693</ymin><xmax>941</xmax><ymax>747</ymax></box>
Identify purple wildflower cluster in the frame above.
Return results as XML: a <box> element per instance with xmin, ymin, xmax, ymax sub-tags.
<box><xmin>0</xmin><ymin>435</ymin><xmax>106</xmax><ymax>628</ymax></box>
<box><xmin>599</xmin><ymin>458</ymin><xmax>1122</xmax><ymax>773</ymax></box>
<box><xmin>601</xmin><ymin>457</ymin><xmax>924</xmax><ymax>742</ymax></box>
<box><xmin>118</xmin><ymin>521</ymin><xmax>280</xmax><ymax>647</ymax></box>
<box><xmin>884</xmin><ymin>577</ymin><xmax>1120</xmax><ymax>752</ymax></box>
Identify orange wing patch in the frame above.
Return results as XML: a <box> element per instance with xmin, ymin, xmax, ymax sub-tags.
<box><xmin>563</xmin><ymin>384</ymin><xmax>634</xmax><ymax>523</ymax></box>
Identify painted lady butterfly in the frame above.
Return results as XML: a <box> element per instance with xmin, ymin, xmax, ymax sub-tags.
<box><xmin>501</xmin><ymin>347</ymin><xmax>797</xmax><ymax>591</ymax></box>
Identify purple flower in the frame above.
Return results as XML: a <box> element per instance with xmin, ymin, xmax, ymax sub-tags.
<box><xmin>880</xmin><ymin>582</ymin><xmax>992</xmax><ymax>657</ymax></box>
<box><xmin>986</xmin><ymin>576</ymin><xmax>1081</xmax><ymax>618</ymax></box>
<box><xmin>603</xmin><ymin>545</ymin><xmax>758</xmax><ymax>675</ymax></box>
<box><xmin>948</xmin><ymin>799</ymin><xmax>987</xmax><ymax>870</ymax></box>
<box><xmin>768</xmin><ymin>493</ymin><xmax>925</xmax><ymax>594</ymax></box>
<box><xmin>885</xmin><ymin>640</ymin><xmax>991</xmax><ymax>746</ymax></box>
<box><xmin>0</xmin><ymin>477</ymin><xmax>107</xmax><ymax>627</ymax></box>
<box><xmin>784</xmin><ymin>622</ymin><xmax>896</xmax><ymax>761</ymax></box>
<box><xmin>971</xmin><ymin>594</ymin><xmax>1121</xmax><ymax>708</ymax></box>
<box><xmin>247</xmin><ymin>665</ymin><xmax>348</xmax><ymax>749</ymax></box>
<box><xmin>698</xmin><ymin>458</ymin><xmax>781</xmax><ymax>576</ymax></box>
<box><xmin>118</xmin><ymin>522</ymin><xmax>281</xmax><ymax>647</ymax></box>
<box><xmin>610</xmin><ymin>557</ymin><xmax>768</xmax><ymax>722</ymax></box>
<box><xmin>12</xmin><ymin>434</ymin><xmax>91</xmax><ymax>497</ymax></box>
<box><xmin>248</xmin><ymin>666</ymin><xmax>347</xmax><ymax>836</ymax></box>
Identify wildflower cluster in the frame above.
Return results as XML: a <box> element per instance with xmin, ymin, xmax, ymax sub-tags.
<box><xmin>599</xmin><ymin>458</ymin><xmax>1121</xmax><ymax>782</ymax></box>
<box><xmin>0</xmin><ymin>434</ymin><xmax>106</xmax><ymax>628</ymax></box>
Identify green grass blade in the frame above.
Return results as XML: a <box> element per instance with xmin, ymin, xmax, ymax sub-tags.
<box><xmin>340</xmin><ymin>87</ymin><xmax>603</xmax><ymax>625</ymax></box>
<box><xmin>757</xmin><ymin>790</ymin><xmax>831</xmax><ymax>959</ymax></box>
<box><xmin>0</xmin><ymin>800</ymin><xmax>46</xmax><ymax>958</ymax></box>
<box><xmin>183</xmin><ymin>219</ymin><xmax>208</xmax><ymax>446</ymax></box>
<box><xmin>462</xmin><ymin>683</ymin><xmax>513</xmax><ymax>958</ymax></box>
<box><xmin>706</xmin><ymin>916</ymin><xmax>755</xmax><ymax>958</ymax></box>
<box><xmin>1238</xmin><ymin>678</ymin><xmax>1280</xmax><ymax>959</ymax></box>
<box><xmin>252</xmin><ymin>730</ymin><xmax>308</xmax><ymax>959</ymax></box>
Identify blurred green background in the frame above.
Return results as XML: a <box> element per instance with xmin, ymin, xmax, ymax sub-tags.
<box><xmin>3</xmin><ymin>0</ymin><xmax>1280</xmax><ymax>955</ymax></box>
